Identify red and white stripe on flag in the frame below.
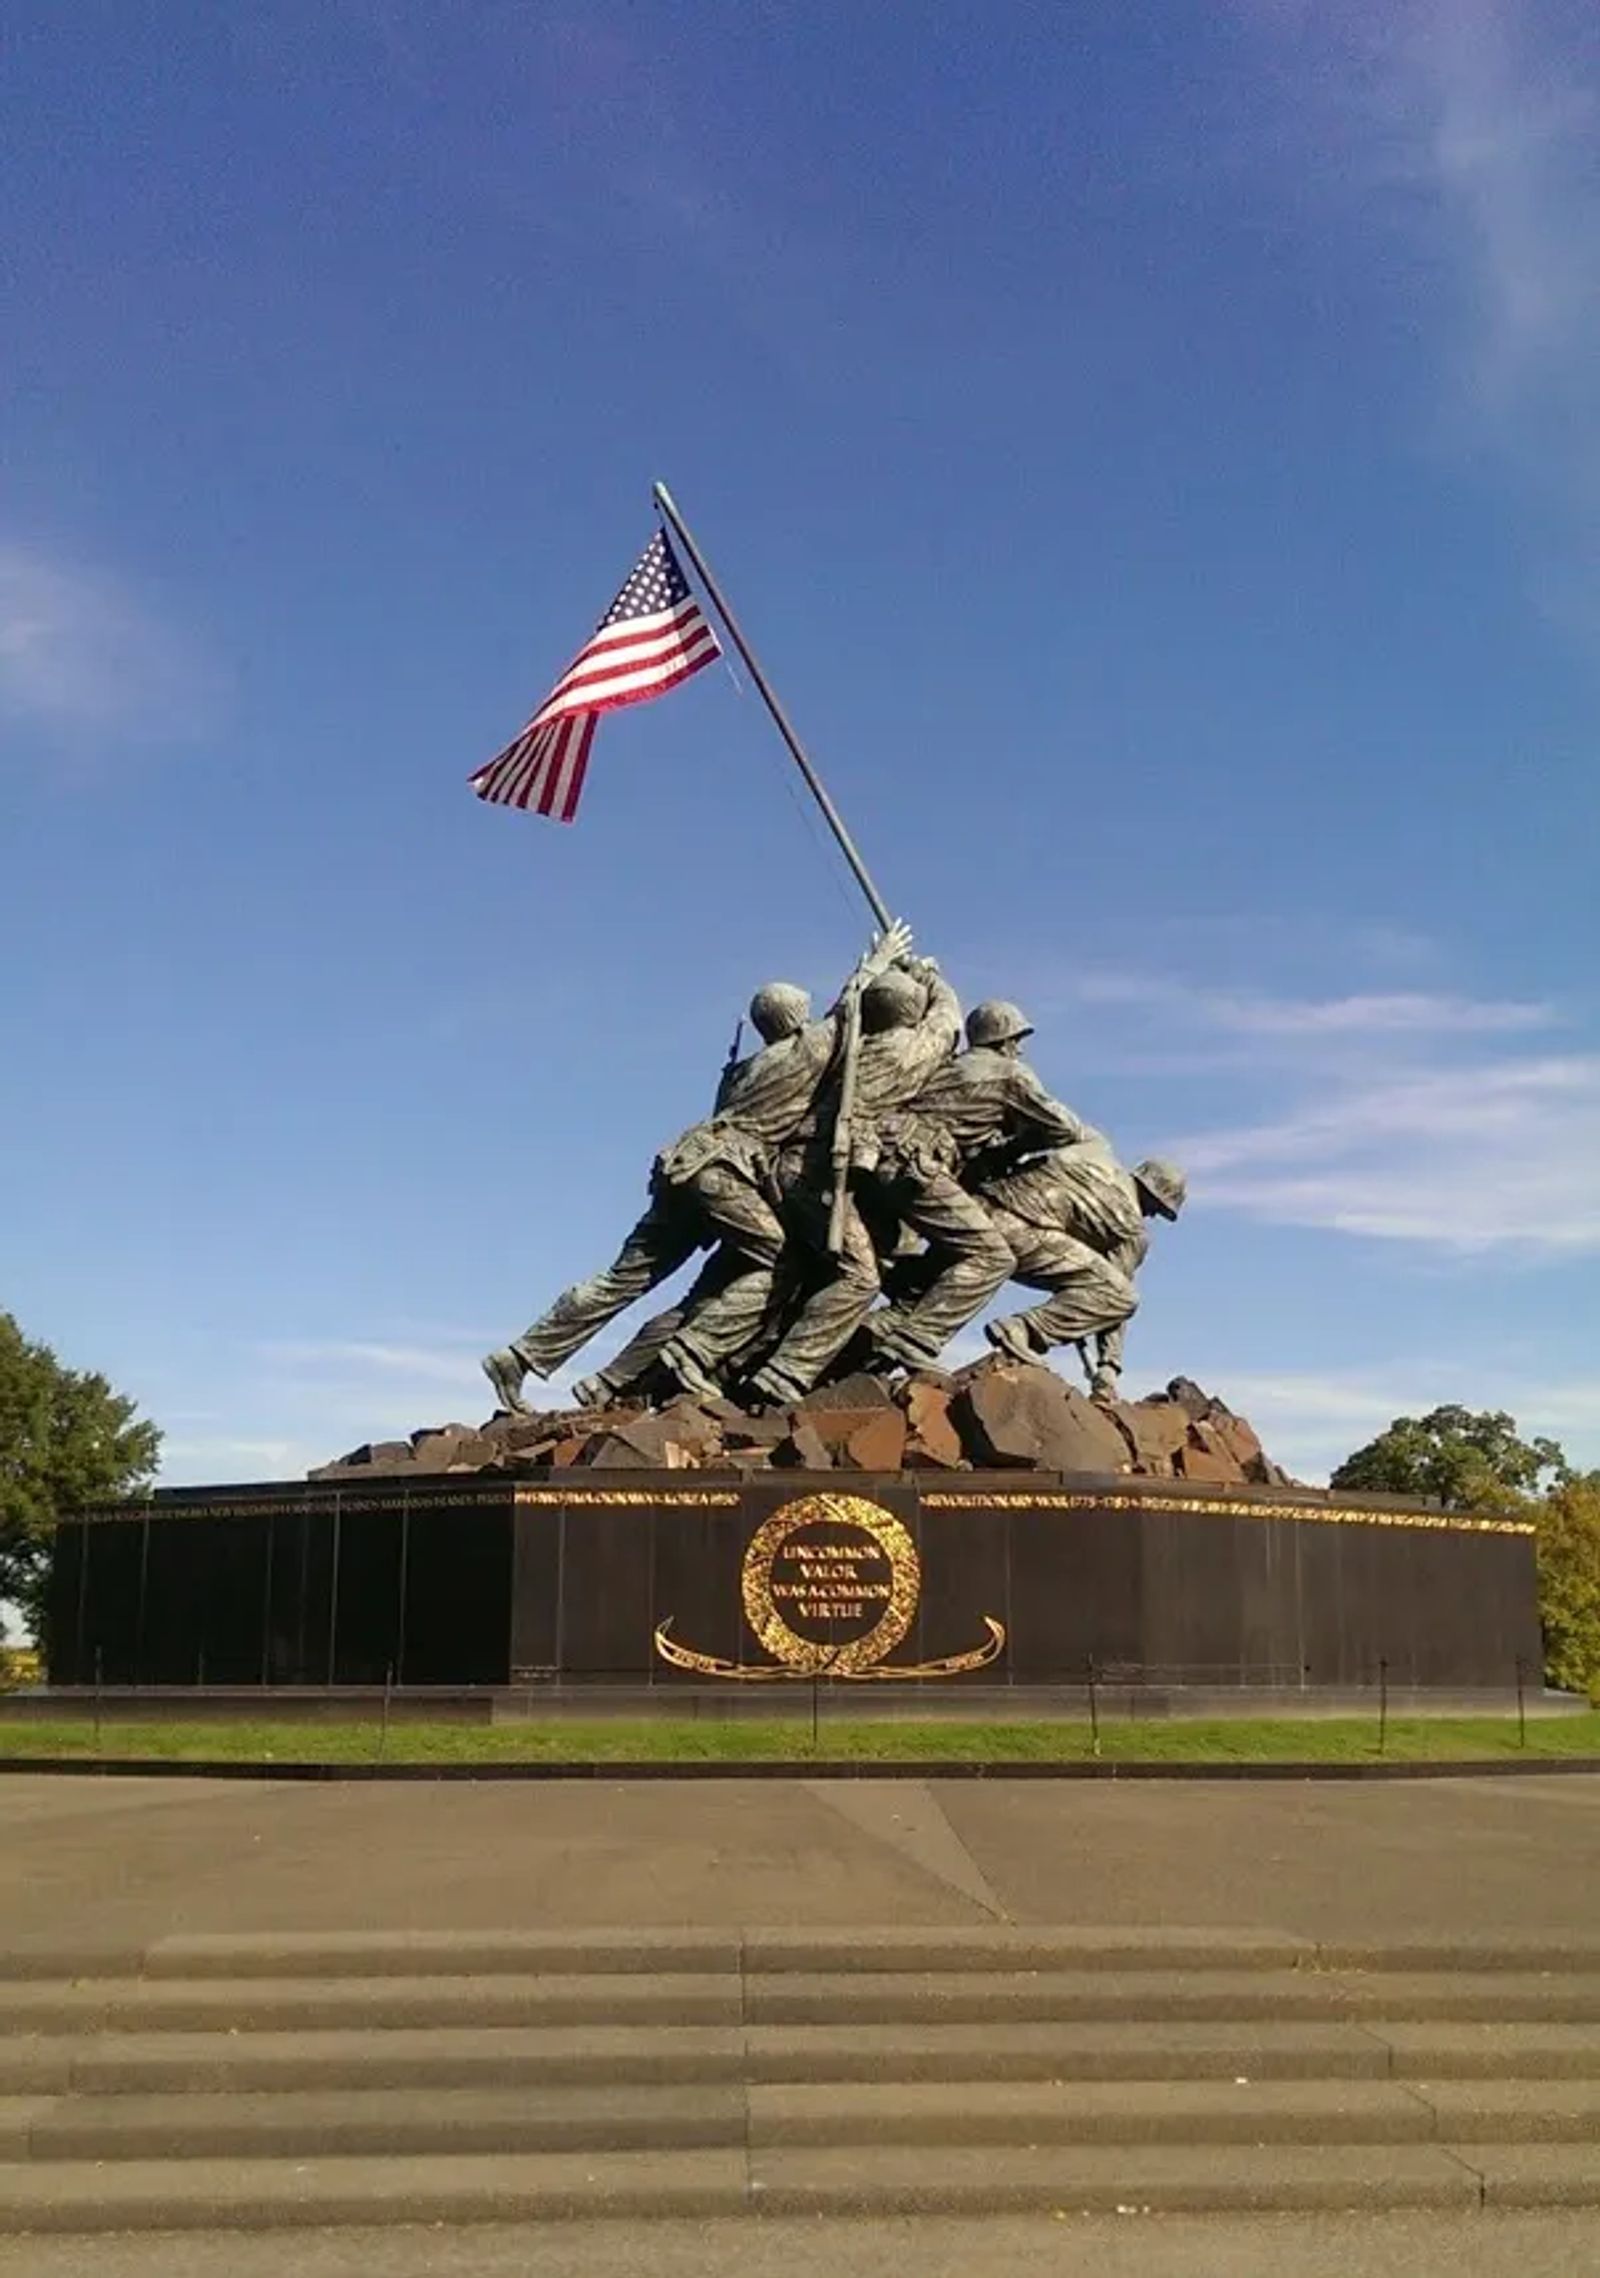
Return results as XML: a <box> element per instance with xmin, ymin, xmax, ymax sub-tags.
<box><xmin>469</xmin><ymin>527</ymin><xmax>719</xmax><ymax>822</ymax></box>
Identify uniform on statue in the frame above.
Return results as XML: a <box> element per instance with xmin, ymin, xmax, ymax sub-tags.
<box><xmin>745</xmin><ymin>957</ymin><xmax>964</xmax><ymax>1407</ymax></box>
<box><xmin>481</xmin><ymin>923</ymin><xmax>913</xmax><ymax>1413</ymax></box>
<box><xmin>981</xmin><ymin>1148</ymin><xmax>1186</xmax><ymax>1400</ymax></box>
<box><xmin>861</xmin><ymin>998</ymin><xmax>1099</xmax><ymax>1373</ymax></box>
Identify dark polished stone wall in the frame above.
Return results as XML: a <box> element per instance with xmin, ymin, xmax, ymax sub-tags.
<box><xmin>45</xmin><ymin>1472</ymin><xmax>1542</xmax><ymax>1693</ymax></box>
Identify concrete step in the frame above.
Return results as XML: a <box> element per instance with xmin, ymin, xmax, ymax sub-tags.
<box><xmin>26</xmin><ymin>2085</ymin><xmax>746</xmax><ymax>2161</ymax></box>
<box><xmin>0</xmin><ymin>1972</ymin><xmax>742</xmax><ymax>2036</ymax></box>
<box><xmin>1380</xmin><ymin>2022</ymin><xmax>1600</xmax><ymax>2078</ymax></box>
<box><xmin>131</xmin><ymin>1927</ymin><xmax>1308</xmax><ymax>1980</ymax></box>
<box><xmin>747</xmin><ymin>2019</ymin><xmax>1394</xmax><ymax>2083</ymax></box>
<box><xmin>11</xmin><ymin>2141</ymin><xmax>1600</xmax><ymax>2228</ymax></box>
<box><xmin>14</xmin><ymin>2016</ymin><xmax>1600</xmax><ymax>2096</ymax></box>
<box><xmin>0</xmin><ymin>2024</ymin><xmax>746</xmax><ymax>2095</ymax></box>
<box><xmin>14</xmin><ymin>1929</ymin><xmax>1600</xmax><ymax>1985</ymax></box>
<box><xmin>747</xmin><ymin>2141</ymin><xmax>1490</xmax><ymax>2214</ymax></box>
<box><xmin>1321</xmin><ymin>1941</ymin><xmax>1600</xmax><ymax>1976</ymax></box>
<box><xmin>746</xmin><ymin>2017</ymin><xmax>1600</xmax><ymax>2084</ymax></box>
<box><xmin>139</xmin><ymin>1932</ymin><xmax>744</xmax><ymax>1982</ymax></box>
<box><xmin>0</xmin><ymin>2149</ymin><xmax>750</xmax><ymax>2232</ymax></box>
<box><xmin>7</xmin><ymin>2072</ymin><xmax>1600</xmax><ymax>2169</ymax></box>
<box><xmin>742</xmin><ymin>1968</ymin><xmax>1600</xmax><ymax>2027</ymax></box>
<box><xmin>1405</xmin><ymin>2079</ymin><xmax>1600</xmax><ymax>2140</ymax></box>
<box><xmin>752</xmin><ymin>2141</ymin><xmax>1600</xmax><ymax>2215</ymax></box>
<box><xmin>747</xmin><ymin>1932</ymin><xmax>1600</xmax><ymax>1979</ymax></box>
<box><xmin>747</xmin><ymin>2078</ymin><xmax>1436</xmax><ymax>2146</ymax></box>
<box><xmin>0</xmin><ymin>1928</ymin><xmax>1301</xmax><ymax>1984</ymax></box>
<box><xmin>8</xmin><ymin>2017</ymin><xmax>1600</xmax><ymax>2098</ymax></box>
<box><xmin>4</xmin><ymin>2078</ymin><xmax>1435</xmax><ymax>2163</ymax></box>
<box><xmin>8</xmin><ymin>1966</ymin><xmax>1600</xmax><ymax>2040</ymax></box>
<box><xmin>2</xmin><ymin>1928</ymin><xmax>1598</xmax><ymax>2235</ymax></box>
<box><xmin>0</xmin><ymin>2080</ymin><xmax>1440</xmax><ymax>2164</ymax></box>
<box><xmin>0</xmin><ymin>2019</ymin><xmax>1384</xmax><ymax>2096</ymax></box>
<box><xmin>752</xmin><ymin>2076</ymin><xmax>1600</xmax><ymax>2146</ymax></box>
<box><xmin>1450</xmin><ymin>2146</ymin><xmax>1600</xmax><ymax>2206</ymax></box>
<box><xmin>759</xmin><ymin>2017</ymin><xmax>1600</xmax><ymax>2085</ymax></box>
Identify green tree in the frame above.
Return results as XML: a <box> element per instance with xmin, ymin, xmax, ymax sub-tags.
<box><xmin>1535</xmin><ymin>1474</ymin><xmax>1600</xmax><ymax>1702</ymax></box>
<box><xmin>1329</xmin><ymin>1405</ymin><xmax>1567</xmax><ymax>1511</ymax></box>
<box><xmin>0</xmin><ymin>1314</ymin><xmax>161</xmax><ymax>1640</ymax></box>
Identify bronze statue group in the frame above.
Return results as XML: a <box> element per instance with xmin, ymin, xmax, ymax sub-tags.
<box><xmin>484</xmin><ymin>922</ymin><xmax>1186</xmax><ymax>1419</ymax></box>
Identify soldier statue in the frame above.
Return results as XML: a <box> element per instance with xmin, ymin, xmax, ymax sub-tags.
<box><xmin>481</xmin><ymin>922</ymin><xmax>911</xmax><ymax>1415</ymax></box>
<box><xmin>743</xmin><ymin>956</ymin><xmax>963</xmax><ymax>1408</ymax></box>
<box><xmin>483</xmin><ymin>915</ymin><xmax>1186</xmax><ymax>1417</ymax></box>
<box><xmin>978</xmin><ymin>1145</ymin><xmax>1187</xmax><ymax>1401</ymax></box>
<box><xmin>857</xmin><ymin>998</ymin><xmax>1099</xmax><ymax>1373</ymax></box>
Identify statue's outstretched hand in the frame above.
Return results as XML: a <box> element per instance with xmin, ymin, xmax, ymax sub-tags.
<box><xmin>878</xmin><ymin>917</ymin><xmax>914</xmax><ymax>962</ymax></box>
<box><xmin>858</xmin><ymin>917</ymin><xmax>913</xmax><ymax>980</ymax></box>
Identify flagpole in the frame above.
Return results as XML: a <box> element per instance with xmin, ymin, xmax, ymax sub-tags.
<box><xmin>652</xmin><ymin>480</ymin><xmax>894</xmax><ymax>935</ymax></box>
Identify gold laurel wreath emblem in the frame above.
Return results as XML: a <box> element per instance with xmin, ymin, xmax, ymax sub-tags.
<box><xmin>654</xmin><ymin>1491</ymin><xmax>1006</xmax><ymax>1682</ymax></box>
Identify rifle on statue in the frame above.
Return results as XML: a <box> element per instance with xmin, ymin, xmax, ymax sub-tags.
<box><xmin>717</xmin><ymin>1017</ymin><xmax>745</xmax><ymax>1106</ymax></box>
<box><xmin>826</xmin><ymin>978</ymin><xmax>864</xmax><ymax>1258</ymax></box>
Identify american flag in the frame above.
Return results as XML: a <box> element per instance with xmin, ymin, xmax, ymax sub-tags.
<box><xmin>470</xmin><ymin>528</ymin><xmax>719</xmax><ymax>822</ymax></box>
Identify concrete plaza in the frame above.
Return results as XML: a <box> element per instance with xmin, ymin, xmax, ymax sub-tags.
<box><xmin>4</xmin><ymin>1768</ymin><xmax>1600</xmax><ymax>1955</ymax></box>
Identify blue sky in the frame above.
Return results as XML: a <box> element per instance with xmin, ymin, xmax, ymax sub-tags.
<box><xmin>3</xmin><ymin>0</ymin><xmax>1597</xmax><ymax>1491</ymax></box>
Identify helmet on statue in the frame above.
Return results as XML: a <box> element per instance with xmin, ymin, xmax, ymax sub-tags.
<box><xmin>749</xmin><ymin>982</ymin><xmax>811</xmax><ymax>1042</ymax></box>
<box><xmin>1132</xmin><ymin>1158</ymin><xmax>1187</xmax><ymax>1220</ymax></box>
<box><xmin>861</xmin><ymin>969</ymin><xmax>926</xmax><ymax>1034</ymax></box>
<box><xmin>965</xmin><ymin>999</ymin><xmax>1035</xmax><ymax>1050</ymax></box>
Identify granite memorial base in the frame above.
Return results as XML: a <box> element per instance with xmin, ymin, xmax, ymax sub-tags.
<box><xmin>34</xmin><ymin>1469</ymin><xmax>1543</xmax><ymax>1712</ymax></box>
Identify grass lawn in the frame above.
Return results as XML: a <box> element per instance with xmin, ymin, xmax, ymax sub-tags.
<box><xmin>0</xmin><ymin>1712</ymin><xmax>1597</xmax><ymax>1767</ymax></box>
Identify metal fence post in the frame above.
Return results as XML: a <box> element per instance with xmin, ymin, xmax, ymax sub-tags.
<box><xmin>1377</xmin><ymin>1657</ymin><xmax>1389</xmax><ymax>1756</ymax></box>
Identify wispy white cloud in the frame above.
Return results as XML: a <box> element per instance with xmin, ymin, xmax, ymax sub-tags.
<box><xmin>260</xmin><ymin>1339</ymin><xmax>493</xmax><ymax>1387</ymax></box>
<box><xmin>1249</xmin><ymin>0</ymin><xmax>1600</xmax><ymax>642</ymax></box>
<box><xmin>220</xmin><ymin>1332</ymin><xmax>596</xmax><ymax>1479</ymax></box>
<box><xmin>1074</xmin><ymin>965</ymin><xmax>1600</xmax><ymax>1254</ymax></box>
<box><xmin>1408</xmin><ymin>0</ymin><xmax>1599</xmax><ymax>421</ymax></box>
<box><xmin>159</xmin><ymin>1435</ymin><xmax>320</xmax><ymax>1485</ymax></box>
<box><xmin>1073</xmin><ymin>972</ymin><xmax>1554</xmax><ymax>1038</ymax></box>
<box><xmin>0</xmin><ymin>540</ymin><xmax>221</xmax><ymax>745</ymax></box>
<box><xmin>1178</xmin><ymin>1052</ymin><xmax>1600</xmax><ymax>1250</ymax></box>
